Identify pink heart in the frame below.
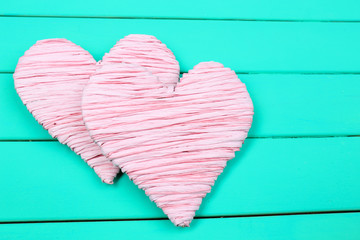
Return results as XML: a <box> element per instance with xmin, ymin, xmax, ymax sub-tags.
<box><xmin>14</xmin><ymin>35</ymin><xmax>179</xmax><ymax>183</ymax></box>
<box><xmin>82</xmin><ymin>62</ymin><xmax>253</xmax><ymax>226</ymax></box>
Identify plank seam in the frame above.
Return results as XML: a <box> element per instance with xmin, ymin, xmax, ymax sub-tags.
<box><xmin>2</xmin><ymin>15</ymin><xmax>360</xmax><ymax>23</ymax></box>
<box><xmin>1</xmin><ymin>210</ymin><xmax>359</xmax><ymax>225</ymax></box>
<box><xmin>1</xmin><ymin>135</ymin><xmax>359</xmax><ymax>142</ymax></box>
<box><xmin>4</xmin><ymin>72</ymin><xmax>360</xmax><ymax>75</ymax></box>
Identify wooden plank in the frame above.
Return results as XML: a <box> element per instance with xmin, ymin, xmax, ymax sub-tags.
<box><xmin>1</xmin><ymin>17</ymin><xmax>360</xmax><ymax>73</ymax></box>
<box><xmin>0</xmin><ymin>137</ymin><xmax>359</xmax><ymax>222</ymax></box>
<box><xmin>0</xmin><ymin>213</ymin><xmax>359</xmax><ymax>240</ymax></box>
<box><xmin>2</xmin><ymin>73</ymin><xmax>359</xmax><ymax>140</ymax></box>
<box><xmin>2</xmin><ymin>0</ymin><xmax>360</xmax><ymax>21</ymax></box>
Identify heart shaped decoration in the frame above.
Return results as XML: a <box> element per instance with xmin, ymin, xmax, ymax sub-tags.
<box><xmin>82</xmin><ymin>62</ymin><xmax>253</xmax><ymax>226</ymax></box>
<box><xmin>14</xmin><ymin>34</ymin><xmax>179</xmax><ymax>183</ymax></box>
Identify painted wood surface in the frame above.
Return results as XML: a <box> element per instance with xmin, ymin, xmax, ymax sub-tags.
<box><xmin>2</xmin><ymin>0</ymin><xmax>360</xmax><ymax>21</ymax></box>
<box><xmin>1</xmin><ymin>0</ymin><xmax>360</xmax><ymax>238</ymax></box>
<box><xmin>0</xmin><ymin>137</ymin><xmax>359</xmax><ymax>222</ymax></box>
<box><xmin>1</xmin><ymin>17</ymin><xmax>360</xmax><ymax>74</ymax></box>
<box><xmin>1</xmin><ymin>73</ymin><xmax>360</xmax><ymax>140</ymax></box>
<box><xmin>1</xmin><ymin>213</ymin><xmax>359</xmax><ymax>240</ymax></box>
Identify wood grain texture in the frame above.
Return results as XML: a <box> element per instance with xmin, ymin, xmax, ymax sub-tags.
<box><xmin>1</xmin><ymin>213</ymin><xmax>359</xmax><ymax>240</ymax></box>
<box><xmin>0</xmin><ymin>137</ymin><xmax>359</xmax><ymax>222</ymax></box>
<box><xmin>2</xmin><ymin>0</ymin><xmax>360</xmax><ymax>21</ymax></box>
<box><xmin>2</xmin><ymin>73</ymin><xmax>359</xmax><ymax>140</ymax></box>
<box><xmin>1</xmin><ymin>17</ymin><xmax>360</xmax><ymax>73</ymax></box>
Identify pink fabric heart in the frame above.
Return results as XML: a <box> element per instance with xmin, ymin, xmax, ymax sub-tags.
<box><xmin>14</xmin><ymin>35</ymin><xmax>179</xmax><ymax>183</ymax></box>
<box><xmin>82</xmin><ymin>62</ymin><xmax>253</xmax><ymax>226</ymax></box>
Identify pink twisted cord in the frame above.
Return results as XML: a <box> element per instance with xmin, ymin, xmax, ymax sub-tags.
<box><xmin>102</xmin><ymin>34</ymin><xmax>180</xmax><ymax>87</ymax></box>
<box><xmin>82</xmin><ymin>62</ymin><xmax>253</xmax><ymax>226</ymax></box>
<box><xmin>14</xmin><ymin>39</ymin><xmax>119</xmax><ymax>184</ymax></box>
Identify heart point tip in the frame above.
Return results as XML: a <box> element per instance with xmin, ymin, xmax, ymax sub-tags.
<box><xmin>102</xmin><ymin>178</ymin><xmax>114</xmax><ymax>184</ymax></box>
<box><xmin>175</xmin><ymin>220</ymin><xmax>191</xmax><ymax>228</ymax></box>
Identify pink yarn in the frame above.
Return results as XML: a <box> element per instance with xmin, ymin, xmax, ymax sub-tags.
<box><xmin>14</xmin><ymin>35</ymin><xmax>179</xmax><ymax>184</ymax></box>
<box><xmin>82</xmin><ymin>62</ymin><xmax>253</xmax><ymax>226</ymax></box>
<box><xmin>14</xmin><ymin>39</ymin><xmax>119</xmax><ymax>184</ymax></box>
<box><xmin>103</xmin><ymin>34</ymin><xmax>180</xmax><ymax>87</ymax></box>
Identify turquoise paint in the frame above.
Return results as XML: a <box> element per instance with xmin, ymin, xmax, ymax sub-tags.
<box><xmin>1</xmin><ymin>18</ymin><xmax>360</xmax><ymax>73</ymax></box>
<box><xmin>3</xmin><ymin>0</ymin><xmax>360</xmax><ymax>21</ymax></box>
<box><xmin>1</xmin><ymin>1</ymin><xmax>360</xmax><ymax>238</ymax></box>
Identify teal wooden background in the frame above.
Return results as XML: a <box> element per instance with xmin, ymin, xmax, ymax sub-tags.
<box><xmin>1</xmin><ymin>1</ymin><xmax>360</xmax><ymax>239</ymax></box>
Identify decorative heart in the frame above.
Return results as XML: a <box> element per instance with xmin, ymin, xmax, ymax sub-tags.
<box><xmin>14</xmin><ymin>34</ymin><xmax>179</xmax><ymax>183</ymax></box>
<box><xmin>82</xmin><ymin>62</ymin><xmax>253</xmax><ymax>226</ymax></box>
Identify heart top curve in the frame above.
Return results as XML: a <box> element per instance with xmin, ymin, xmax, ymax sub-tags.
<box><xmin>82</xmin><ymin>62</ymin><xmax>253</xmax><ymax>226</ymax></box>
<box><xmin>103</xmin><ymin>34</ymin><xmax>180</xmax><ymax>87</ymax></box>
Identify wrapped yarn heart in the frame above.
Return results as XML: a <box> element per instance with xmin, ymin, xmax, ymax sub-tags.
<box><xmin>82</xmin><ymin>62</ymin><xmax>254</xmax><ymax>226</ymax></box>
<box><xmin>14</xmin><ymin>34</ymin><xmax>179</xmax><ymax>183</ymax></box>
